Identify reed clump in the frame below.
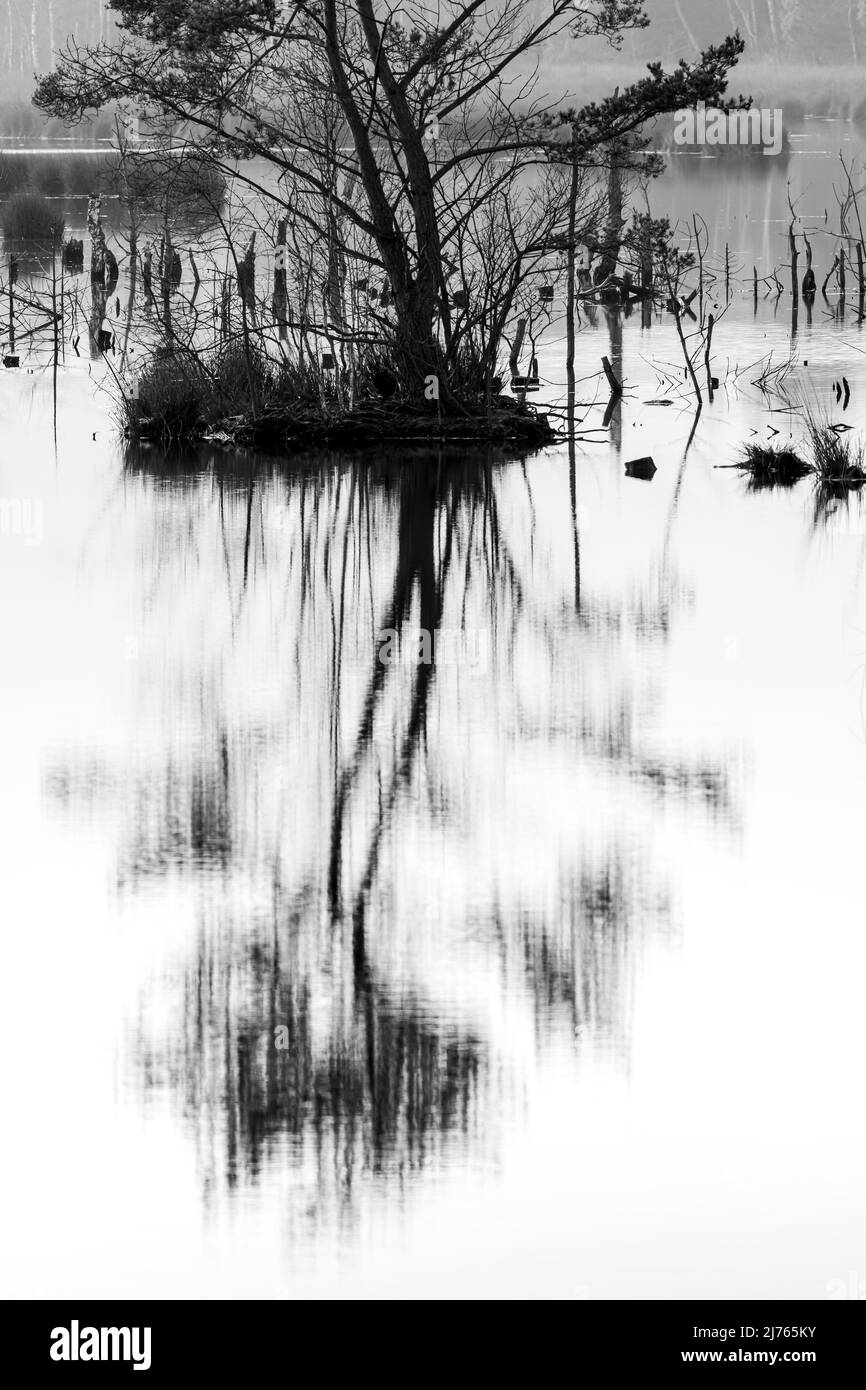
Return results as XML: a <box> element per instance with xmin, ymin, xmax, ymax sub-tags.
<box><xmin>738</xmin><ymin>443</ymin><xmax>810</xmax><ymax>490</ymax></box>
<box><xmin>124</xmin><ymin>342</ymin><xmax>553</xmax><ymax>450</ymax></box>
<box><xmin>130</xmin><ymin>353</ymin><xmax>211</xmax><ymax>439</ymax></box>
<box><xmin>739</xmin><ymin>406</ymin><xmax>866</xmax><ymax>497</ymax></box>
<box><xmin>805</xmin><ymin>413</ymin><xmax>866</xmax><ymax>494</ymax></box>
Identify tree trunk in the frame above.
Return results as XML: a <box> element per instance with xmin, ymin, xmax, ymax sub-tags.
<box><xmin>272</xmin><ymin>217</ymin><xmax>289</xmax><ymax>340</ymax></box>
<box><xmin>596</xmin><ymin>144</ymin><xmax>624</xmax><ymax>284</ymax></box>
<box><xmin>322</xmin><ymin>0</ymin><xmax>447</xmax><ymax>403</ymax></box>
<box><xmin>566</xmin><ymin>133</ymin><xmax>579</xmax><ymax>427</ymax></box>
<box><xmin>88</xmin><ymin>194</ymin><xmax>108</xmax><ymax>358</ymax></box>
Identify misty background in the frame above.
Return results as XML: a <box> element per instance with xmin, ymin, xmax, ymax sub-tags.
<box><xmin>2</xmin><ymin>2</ymin><xmax>866</xmax><ymax>87</ymax></box>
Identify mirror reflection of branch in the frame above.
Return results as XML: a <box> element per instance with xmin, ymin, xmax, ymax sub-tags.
<box><xmin>328</xmin><ymin>468</ymin><xmax>444</xmax><ymax>919</ymax></box>
<box><xmin>39</xmin><ymin>441</ymin><xmax>738</xmax><ymax>1212</ymax></box>
<box><xmin>130</xmin><ymin>894</ymin><xmax>492</xmax><ymax>1203</ymax></box>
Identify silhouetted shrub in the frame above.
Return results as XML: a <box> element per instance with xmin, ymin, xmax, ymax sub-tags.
<box><xmin>738</xmin><ymin>444</ymin><xmax>810</xmax><ymax>490</ymax></box>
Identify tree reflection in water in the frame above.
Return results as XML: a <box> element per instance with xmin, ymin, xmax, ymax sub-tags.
<box><xmin>45</xmin><ymin>444</ymin><xmax>738</xmax><ymax>1221</ymax></box>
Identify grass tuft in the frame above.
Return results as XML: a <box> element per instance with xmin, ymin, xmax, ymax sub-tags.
<box><xmin>738</xmin><ymin>443</ymin><xmax>810</xmax><ymax>490</ymax></box>
<box><xmin>131</xmin><ymin>353</ymin><xmax>211</xmax><ymax>439</ymax></box>
<box><xmin>804</xmin><ymin>413</ymin><xmax>866</xmax><ymax>495</ymax></box>
<box><xmin>128</xmin><ymin>343</ymin><xmax>329</xmax><ymax>440</ymax></box>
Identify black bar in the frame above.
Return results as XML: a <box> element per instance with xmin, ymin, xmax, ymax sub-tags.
<box><xmin>2</xmin><ymin>1300</ymin><xmax>864</xmax><ymax>1375</ymax></box>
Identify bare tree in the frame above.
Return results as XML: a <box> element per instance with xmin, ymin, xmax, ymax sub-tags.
<box><xmin>36</xmin><ymin>2</ymin><xmax>743</xmax><ymax>404</ymax></box>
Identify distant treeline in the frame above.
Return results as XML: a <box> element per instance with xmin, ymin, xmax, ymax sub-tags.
<box><xmin>0</xmin><ymin>151</ymin><xmax>114</xmax><ymax>199</ymax></box>
<box><xmin>2</xmin><ymin>3</ymin><xmax>864</xmax><ymax>102</ymax></box>
<box><xmin>0</xmin><ymin>99</ymin><xmax>117</xmax><ymax>143</ymax></box>
<box><xmin>614</xmin><ymin>1</ymin><xmax>866</xmax><ymax>65</ymax></box>
<box><xmin>0</xmin><ymin>0</ymin><xmax>111</xmax><ymax>87</ymax></box>
<box><xmin>7</xmin><ymin>2</ymin><xmax>866</xmax><ymax>85</ymax></box>
<box><xmin>0</xmin><ymin>148</ymin><xmax>226</xmax><ymax>212</ymax></box>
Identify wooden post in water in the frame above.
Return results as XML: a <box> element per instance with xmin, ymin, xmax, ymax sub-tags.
<box><xmin>238</xmin><ymin>233</ymin><xmax>257</xmax><ymax>326</ymax></box>
<box><xmin>601</xmin><ymin>355</ymin><xmax>622</xmax><ymax>395</ymax></box>
<box><xmin>509</xmin><ymin>316</ymin><xmax>527</xmax><ymax>397</ymax></box>
<box><xmin>8</xmin><ymin>253</ymin><xmax>16</xmax><ymax>354</ymax></box>
<box><xmin>802</xmin><ymin>235</ymin><xmax>816</xmax><ymax>296</ymax></box>
<box><xmin>60</xmin><ymin>233</ymin><xmax>65</xmax><ymax>364</ymax></box>
<box><xmin>52</xmin><ymin>233</ymin><xmax>59</xmax><ymax>362</ymax></box>
<box><xmin>273</xmin><ymin>218</ymin><xmax>289</xmax><ymax>341</ymax></box>
<box><xmin>51</xmin><ymin>229</ymin><xmax>60</xmax><ymax>439</ymax></box>
<box><xmin>188</xmin><ymin>251</ymin><xmax>201</xmax><ymax>308</ymax></box>
<box><xmin>233</xmin><ymin>234</ymin><xmax>260</xmax><ymax>409</ymax></box>
<box><xmin>119</xmin><ymin>228</ymin><xmax>138</xmax><ymax>373</ymax></box>
<box><xmin>565</xmin><ymin>127</ymin><xmax>578</xmax><ymax>430</ymax></box>
<box><xmin>596</xmin><ymin>139</ymin><xmax>624</xmax><ymax>284</ymax></box>
<box><xmin>221</xmin><ymin>274</ymin><xmax>233</xmax><ymax>343</ymax></box>
<box><xmin>822</xmin><ymin>256</ymin><xmax>839</xmax><ymax>296</ymax></box>
<box><xmin>788</xmin><ymin>206</ymin><xmax>799</xmax><ymax>336</ymax></box>
<box><xmin>704</xmin><ymin>313</ymin><xmax>715</xmax><ymax>403</ymax></box>
<box><xmin>693</xmin><ymin>213</ymin><xmax>704</xmax><ymax>319</ymax></box>
<box><xmin>236</xmin><ymin>234</ymin><xmax>260</xmax><ymax>412</ymax></box>
<box><xmin>801</xmin><ymin>234</ymin><xmax>815</xmax><ymax>326</ymax></box>
<box><xmin>88</xmin><ymin>193</ymin><xmax>109</xmax><ymax>358</ymax></box>
<box><xmin>161</xmin><ymin>211</ymin><xmax>173</xmax><ymax>347</ymax></box>
<box><xmin>638</xmin><ymin>221</ymin><xmax>653</xmax><ymax>329</ymax></box>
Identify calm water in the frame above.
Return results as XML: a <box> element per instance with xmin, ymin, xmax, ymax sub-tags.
<box><xmin>2</xmin><ymin>124</ymin><xmax>866</xmax><ymax>1300</ymax></box>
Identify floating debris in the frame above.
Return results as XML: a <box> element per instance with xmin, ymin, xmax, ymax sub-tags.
<box><xmin>625</xmin><ymin>456</ymin><xmax>657</xmax><ymax>481</ymax></box>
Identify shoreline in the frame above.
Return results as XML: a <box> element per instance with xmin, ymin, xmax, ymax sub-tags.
<box><xmin>127</xmin><ymin>401</ymin><xmax>560</xmax><ymax>454</ymax></box>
